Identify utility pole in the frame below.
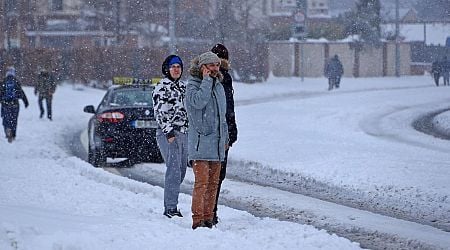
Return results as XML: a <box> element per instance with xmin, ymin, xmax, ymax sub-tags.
<box><xmin>115</xmin><ymin>0</ymin><xmax>121</xmax><ymax>45</ymax></box>
<box><xmin>218</xmin><ymin>0</ymin><xmax>226</xmax><ymax>44</ymax></box>
<box><xmin>6</xmin><ymin>17</ymin><xmax>11</xmax><ymax>52</ymax></box>
<box><xmin>4</xmin><ymin>0</ymin><xmax>12</xmax><ymax>51</ymax></box>
<box><xmin>395</xmin><ymin>0</ymin><xmax>400</xmax><ymax>77</ymax></box>
<box><xmin>423</xmin><ymin>22</ymin><xmax>427</xmax><ymax>45</ymax></box>
<box><xmin>293</xmin><ymin>1</ymin><xmax>307</xmax><ymax>82</ymax></box>
<box><xmin>168</xmin><ymin>0</ymin><xmax>176</xmax><ymax>54</ymax></box>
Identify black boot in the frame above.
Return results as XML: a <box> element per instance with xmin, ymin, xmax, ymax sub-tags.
<box><xmin>6</xmin><ymin>129</ymin><xmax>13</xmax><ymax>143</ymax></box>
<box><xmin>163</xmin><ymin>208</ymin><xmax>183</xmax><ymax>218</ymax></box>
<box><xmin>192</xmin><ymin>221</ymin><xmax>204</xmax><ymax>230</ymax></box>
<box><xmin>212</xmin><ymin>214</ymin><xmax>219</xmax><ymax>225</ymax></box>
<box><xmin>203</xmin><ymin>220</ymin><xmax>213</xmax><ymax>228</ymax></box>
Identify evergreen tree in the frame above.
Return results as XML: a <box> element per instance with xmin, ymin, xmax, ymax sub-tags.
<box><xmin>344</xmin><ymin>0</ymin><xmax>381</xmax><ymax>46</ymax></box>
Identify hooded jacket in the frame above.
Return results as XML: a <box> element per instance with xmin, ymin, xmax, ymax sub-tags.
<box><xmin>152</xmin><ymin>55</ymin><xmax>188</xmax><ymax>139</ymax></box>
<box><xmin>185</xmin><ymin>57</ymin><xmax>228</xmax><ymax>161</ymax></box>
<box><xmin>35</xmin><ymin>71</ymin><xmax>57</xmax><ymax>97</ymax></box>
<box><xmin>0</xmin><ymin>75</ymin><xmax>29</xmax><ymax>107</ymax></box>
<box><xmin>324</xmin><ymin>56</ymin><xmax>344</xmax><ymax>78</ymax></box>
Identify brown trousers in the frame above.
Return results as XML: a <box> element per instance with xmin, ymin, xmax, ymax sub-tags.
<box><xmin>191</xmin><ymin>160</ymin><xmax>221</xmax><ymax>226</ymax></box>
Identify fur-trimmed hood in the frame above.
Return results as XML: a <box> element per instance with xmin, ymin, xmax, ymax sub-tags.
<box><xmin>189</xmin><ymin>56</ymin><xmax>224</xmax><ymax>82</ymax></box>
<box><xmin>220</xmin><ymin>58</ymin><xmax>230</xmax><ymax>71</ymax></box>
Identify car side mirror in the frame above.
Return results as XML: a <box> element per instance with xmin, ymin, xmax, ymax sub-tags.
<box><xmin>83</xmin><ymin>105</ymin><xmax>96</xmax><ymax>114</ymax></box>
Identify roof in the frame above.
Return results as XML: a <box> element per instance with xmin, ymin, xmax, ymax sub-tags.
<box><xmin>381</xmin><ymin>22</ymin><xmax>450</xmax><ymax>46</ymax></box>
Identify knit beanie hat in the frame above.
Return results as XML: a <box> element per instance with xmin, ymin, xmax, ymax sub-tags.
<box><xmin>162</xmin><ymin>55</ymin><xmax>183</xmax><ymax>78</ymax></box>
<box><xmin>168</xmin><ymin>56</ymin><xmax>182</xmax><ymax>67</ymax></box>
<box><xmin>211</xmin><ymin>43</ymin><xmax>229</xmax><ymax>60</ymax></box>
<box><xmin>198</xmin><ymin>52</ymin><xmax>221</xmax><ymax>66</ymax></box>
<box><xmin>6</xmin><ymin>66</ymin><xmax>15</xmax><ymax>77</ymax></box>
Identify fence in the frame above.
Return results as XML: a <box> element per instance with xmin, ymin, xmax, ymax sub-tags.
<box><xmin>0</xmin><ymin>43</ymin><xmax>269</xmax><ymax>86</ymax></box>
<box><xmin>268</xmin><ymin>41</ymin><xmax>412</xmax><ymax>78</ymax></box>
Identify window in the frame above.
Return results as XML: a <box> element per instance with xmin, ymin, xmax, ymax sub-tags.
<box><xmin>110</xmin><ymin>89</ymin><xmax>153</xmax><ymax>107</ymax></box>
<box><xmin>51</xmin><ymin>0</ymin><xmax>63</xmax><ymax>11</ymax></box>
<box><xmin>280</xmin><ymin>0</ymin><xmax>296</xmax><ymax>7</ymax></box>
<box><xmin>271</xmin><ymin>0</ymin><xmax>297</xmax><ymax>15</ymax></box>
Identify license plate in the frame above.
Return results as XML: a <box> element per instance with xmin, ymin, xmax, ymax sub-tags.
<box><xmin>132</xmin><ymin>120</ymin><xmax>157</xmax><ymax>128</ymax></box>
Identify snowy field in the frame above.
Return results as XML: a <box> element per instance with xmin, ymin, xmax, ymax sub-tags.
<box><xmin>1</xmin><ymin>75</ymin><xmax>450</xmax><ymax>249</ymax></box>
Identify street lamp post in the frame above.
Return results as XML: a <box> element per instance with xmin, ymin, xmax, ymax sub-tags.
<box><xmin>395</xmin><ymin>0</ymin><xmax>400</xmax><ymax>77</ymax></box>
<box><xmin>115</xmin><ymin>0</ymin><xmax>121</xmax><ymax>44</ymax></box>
<box><xmin>168</xmin><ymin>0</ymin><xmax>176</xmax><ymax>54</ymax></box>
<box><xmin>293</xmin><ymin>10</ymin><xmax>306</xmax><ymax>82</ymax></box>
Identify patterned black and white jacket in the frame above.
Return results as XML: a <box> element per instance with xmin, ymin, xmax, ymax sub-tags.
<box><xmin>152</xmin><ymin>77</ymin><xmax>188</xmax><ymax>139</ymax></box>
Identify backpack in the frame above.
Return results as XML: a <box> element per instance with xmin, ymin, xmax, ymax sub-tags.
<box><xmin>3</xmin><ymin>78</ymin><xmax>17</xmax><ymax>102</ymax></box>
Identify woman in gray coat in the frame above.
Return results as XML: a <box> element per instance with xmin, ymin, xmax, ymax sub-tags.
<box><xmin>185</xmin><ymin>51</ymin><xmax>229</xmax><ymax>229</ymax></box>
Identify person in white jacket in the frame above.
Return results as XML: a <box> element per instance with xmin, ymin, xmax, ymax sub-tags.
<box><xmin>152</xmin><ymin>55</ymin><xmax>188</xmax><ymax>218</ymax></box>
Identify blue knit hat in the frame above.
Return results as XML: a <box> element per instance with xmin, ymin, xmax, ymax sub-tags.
<box><xmin>162</xmin><ymin>55</ymin><xmax>183</xmax><ymax>78</ymax></box>
<box><xmin>168</xmin><ymin>56</ymin><xmax>182</xmax><ymax>67</ymax></box>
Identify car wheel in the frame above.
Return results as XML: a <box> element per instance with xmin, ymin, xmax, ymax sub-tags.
<box><xmin>88</xmin><ymin>140</ymin><xmax>106</xmax><ymax>168</ymax></box>
<box><xmin>146</xmin><ymin>150</ymin><xmax>164</xmax><ymax>163</ymax></box>
<box><xmin>153</xmin><ymin>152</ymin><xmax>164</xmax><ymax>163</ymax></box>
<box><xmin>132</xmin><ymin>151</ymin><xmax>163</xmax><ymax>163</ymax></box>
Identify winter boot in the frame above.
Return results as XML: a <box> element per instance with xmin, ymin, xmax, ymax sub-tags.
<box><xmin>6</xmin><ymin>129</ymin><xmax>13</xmax><ymax>143</ymax></box>
<box><xmin>192</xmin><ymin>220</ymin><xmax>213</xmax><ymax>230</ymax></box>
<box><xmin>203</xmin><ymin>220</ymin><xmax>213</xmax><ymax>228</ymax></box>
<box><xmin>163</xmin><ymin>208</ymin><xmax>183</xmax><ymax>218</ymax></box>
<box><xmin>212</xmin><ymin>214</ymin><xmax>219</xmax><ymax>225</ymax></box>
<box><xmin>192</xmin><ymin>220</ymin><xmax>204</xmax><ymax>230</ymax></box>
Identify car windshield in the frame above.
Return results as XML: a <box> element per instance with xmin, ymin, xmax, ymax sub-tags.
<box><xmin>109</xmin><ymin>88</ymin><xmax>153</xmax><ymax>107</ymax></box>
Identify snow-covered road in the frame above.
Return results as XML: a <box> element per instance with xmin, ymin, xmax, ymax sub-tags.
<box><xmin>2</xmin><ymin>76</ymin><xmax>450</xmax><ymax>249</ymax></box>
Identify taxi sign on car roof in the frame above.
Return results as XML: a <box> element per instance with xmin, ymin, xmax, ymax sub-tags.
<box><xmin>113</xmin><ymin>77</ymin><xmax>161</xmax><ymax>85</ymax></box>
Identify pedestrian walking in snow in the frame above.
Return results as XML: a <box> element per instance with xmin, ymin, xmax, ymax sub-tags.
<box><xmin>210</xmin><ymin>43</ymin><xmax>238</xmax><ymax>225</ymax></box>
<box><xmin>35</xmin><ymin>69</ymin><xmax>57</xmax><ymax>120</ymax></box>
<box><xmin>441</xmin><ymin>56</ymin><xmax>450</xmax><ymax>86</ymax></box>
<box><xmin>431</xmin><ymin>59</ymin><xmax>442</xmax><ymax>86</ymax></box>
<box><xmin>324</xmin><ymin>55</ymin><xmax>344</xmax><ymax>91</ymax></box>
<box><xmin>185</xmin><ymin>51</ymin><xmax>229</xmax><ymax>230</ymax></box>
<box><xmin>152</xmin><ymin>55</ymin><xmax>189</xmax><ymax>218</ymax></box>
<box><xmin>0</xmin><ymin>66</ymin><xmax>29</xmax><ymax>143</ymax></box>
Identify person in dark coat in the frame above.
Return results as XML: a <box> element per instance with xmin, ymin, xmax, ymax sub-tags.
<box><xmin>441</xmin><ymin>56</ymin><xmax>450</xmax><ymax>86</ymax></box>
<box><xmin>431</xmin><ymin>59</ymin><xmax>442</xmax><ymax>86</ymax></box>
<box><xmin>324</xmin><ymin>55</ymin><xmax>344</xmax><ymax>91</ymax></box>
<box><xmin>0</xmin><ymin>67</ymin><xmax>29</xmax><ymax>143</ymax></box>
<box><xmin>185</xmin><ymin>51</ymin><xmax>228</xmax><ymax>230</ymax></box>
<box><xmin>35</xmin><ymin>69</ymin><xmax>57</xmax><ymax>120</ymax></box>
<box><xmin>211</xmin><ymin>43</ymin><xmax>238</xmax><ymax>225</ymax></box>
